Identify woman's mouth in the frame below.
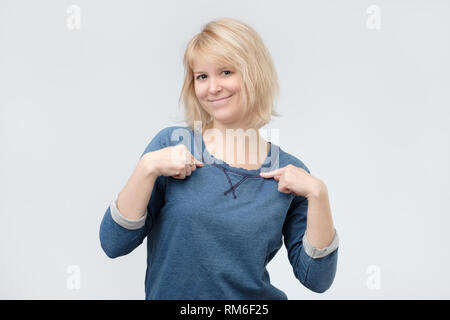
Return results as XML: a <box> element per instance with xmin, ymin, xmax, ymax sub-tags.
<box><xmin>209</xmin><ymin>95</ymin><xmax>232</xmax><ymax>105</ymax></box>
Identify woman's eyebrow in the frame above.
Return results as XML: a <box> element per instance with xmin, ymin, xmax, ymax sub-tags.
<box><xmin>193</xmin><ymin>67</ymin><xmax>228</xmax><ymax>74</ymax></box>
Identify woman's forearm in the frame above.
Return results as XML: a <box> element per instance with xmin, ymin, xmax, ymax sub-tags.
<box><xmin>117</xmin><ymin>157</ymin><xmax>159</xmax><ymax>221</ymax></box>
<box><xmin>305</xmin><ymin>182</ymin><xmax>336</xmax><ymax>249</ymax></box>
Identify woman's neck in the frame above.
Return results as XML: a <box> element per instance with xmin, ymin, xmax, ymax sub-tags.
<box><xmin>202</xmin><ymin>121</ymin><xmax>269</xmax><ymax>169</ymax></box>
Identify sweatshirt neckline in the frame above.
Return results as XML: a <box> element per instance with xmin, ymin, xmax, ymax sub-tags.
<box><xmin>192</xmin><ymin>128</ymin><xmax>279</xmax><ymax>176</ymax></box>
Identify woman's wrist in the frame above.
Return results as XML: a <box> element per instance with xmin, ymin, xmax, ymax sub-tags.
<box><xmin>138</xmin><ymin>152</ymin><xmax>161</xmax><ymax>179</ymax></box>
<box><xmin>306</xmin><ymin>178</ymin><xmax>327</xmax><ymax>200</ymax></box>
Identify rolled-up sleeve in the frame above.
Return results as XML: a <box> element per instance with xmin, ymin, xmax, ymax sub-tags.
<box><xmin>109</xmin><ymin>195</ymin><xmax>148</xmax><ymax>230</ymax></box>
<box><xmin>303</xmin><ymin>228</ymin><xmax>339</xmax><ymax>259</ymax></box>
<box><xmin>99</xmin><ymin>202</ymin><xmax>151</xmax><ymax>259</ymax></box>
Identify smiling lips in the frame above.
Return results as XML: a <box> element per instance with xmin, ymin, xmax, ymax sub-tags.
<box><xmin>209</xmin><ymin>95</ymin><xmax>232</xmax><ymax>103</ymax></box>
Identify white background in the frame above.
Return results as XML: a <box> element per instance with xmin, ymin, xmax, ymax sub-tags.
<box><xmin>1</xmin><ymin>0</ymin><xmax>449</xmax><ymax>299</ymax></box>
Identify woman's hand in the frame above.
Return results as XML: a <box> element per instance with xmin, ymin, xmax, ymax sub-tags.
<box><xmin>259</xmin><ymin>164</ymin><xmax>325</xmax><ymax>198</ymax></box>
<box><xmin>140</xmin><ymin>144</ymin><xmax>204</xmax><ymax>179</ymax></box>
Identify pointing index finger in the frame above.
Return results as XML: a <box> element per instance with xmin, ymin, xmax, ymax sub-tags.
<box><xmin>259</xmin><ymin>168</ymin><xmax>283</xmax><ymax>178</ymax></box>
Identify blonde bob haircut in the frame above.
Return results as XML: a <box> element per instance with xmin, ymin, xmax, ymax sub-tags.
<box><xmin>178</xmin><ymin>18</ymin><xmax>281</xmax><ymax>132</ymax></box>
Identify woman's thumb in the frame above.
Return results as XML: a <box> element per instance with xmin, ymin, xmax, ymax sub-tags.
<box><xmin>195</xmin><ymin>159</ymin><xmax>204</xmax><ymax>166</ymax></box>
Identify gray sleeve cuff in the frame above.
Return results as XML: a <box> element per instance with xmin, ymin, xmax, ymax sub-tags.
<box><xmin>303</xmin><ymin>228</ymin><xmax>339</xmax><ymax>259</ymax></box>
<box><xmin>109</xmin><ymin>195</ymin><xmax>148</xmax><ymax>230</ymax></box>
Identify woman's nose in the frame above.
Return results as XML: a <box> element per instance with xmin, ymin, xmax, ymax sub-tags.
<box><xmin>208</xmin><ymin>77</ymin><xmax>222</xmax><ymax>93</ymax></box>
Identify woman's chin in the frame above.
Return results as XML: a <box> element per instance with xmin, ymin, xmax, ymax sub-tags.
<box><xmin>212</xmin><ymin>113</ymin><xmax>242</xmax><ymax>124</ymax></box>
<box><xmin>211</xmin><ymin>107</ymin><xmax>230</xmax><ymax>116</ymax></box>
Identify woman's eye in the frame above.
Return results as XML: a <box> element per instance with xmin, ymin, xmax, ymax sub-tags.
<box><xmin>196</xmin><ymin>70</ymin><xmax>231</xmax><ymax>80</ymax></box>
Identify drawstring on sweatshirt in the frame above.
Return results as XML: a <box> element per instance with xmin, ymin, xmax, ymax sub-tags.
<box><xmin>212</xmin><ymin>164</ymin><xmax>262</xmax><ymax>199</ymax></box>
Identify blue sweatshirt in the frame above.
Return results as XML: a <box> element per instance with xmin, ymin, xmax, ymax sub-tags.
<box><xmin>99</xmin><ymin>126</ymin><xmax>339</xmax><ymax>299</ymax></box>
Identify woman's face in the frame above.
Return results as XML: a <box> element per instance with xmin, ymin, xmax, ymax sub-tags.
<box><xmin>193</xmin><ymin>58</ymin><xmax>243</xmax><ymax>125</ymax></box>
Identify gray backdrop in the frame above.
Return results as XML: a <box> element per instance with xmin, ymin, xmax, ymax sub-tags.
<box><xmin>1</xmin><ymin>0</ymin><xmax>449</xmax><ymax>299</ymax></box>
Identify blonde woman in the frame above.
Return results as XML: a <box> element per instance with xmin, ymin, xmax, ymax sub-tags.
<box><xmin>100</xmin><ymin>18</ymin><xmax>339</xmax><ymax>300</ymax></box>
